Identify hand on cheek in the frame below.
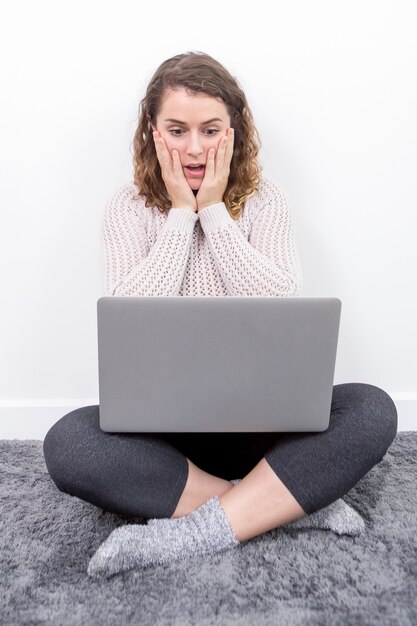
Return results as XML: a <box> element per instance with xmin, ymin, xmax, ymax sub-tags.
<box><xmin>152</xmin><ymin>130</ymin><xmax>197</xmax><ymax>212</ymax></box>
<box><xmin>197</xmin><ymin>128</ymin><xmax>234</xmax><ymax>211</ymax></box>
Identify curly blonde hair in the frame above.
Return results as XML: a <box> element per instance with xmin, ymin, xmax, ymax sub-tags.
<box><xmin>131</xmin><ymin>51</ymin><xmax>262</xmax><ymax>220</ymax></box>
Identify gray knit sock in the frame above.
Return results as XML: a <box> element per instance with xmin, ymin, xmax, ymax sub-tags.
<box><xmin>87</xmin><ymin>496</ymin><xmax>239</xmax><ymax>578</ymax></box>
<box><xmin>287</xmin><ymin>498</ymin><xmax>365</xmax><ymax>536</ymax></box>
<box><xmin>229</xmin><ymin>478</ymin><xmax>364</xmax><ymax>536</ymax></box>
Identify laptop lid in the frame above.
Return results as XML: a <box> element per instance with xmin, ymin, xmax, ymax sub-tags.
<box><xmin>97</xmin><ymin>296</ymin><xmax>341</xmax><ymax>433</ymax></box>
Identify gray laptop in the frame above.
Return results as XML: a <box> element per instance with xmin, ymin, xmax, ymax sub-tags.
<box><xmin>97</xmin><ymin>296</ymin><xmax>341</xmax><ymax>433</ymax></box>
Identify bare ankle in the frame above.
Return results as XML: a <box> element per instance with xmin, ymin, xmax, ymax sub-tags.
<box><xmin>171</xmin><ymin>459</ymin><xmax>233</xmax><ymax>518</ymax></box>
<box><xmin>220</xmin><ymin>458</ymin><xmax>306</xmax><ymax>541</ymax></box>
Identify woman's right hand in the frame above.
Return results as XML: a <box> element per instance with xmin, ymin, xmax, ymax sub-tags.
<box><xmin>153</xmin><ymin>131</ymin><xmax>197</xmax><ymax>212</ymax></box>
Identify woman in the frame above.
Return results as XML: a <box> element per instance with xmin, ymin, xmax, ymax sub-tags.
<box><xmin>43</xmin><ymin>51</ymin><xmax>397</xmax><ymax>578</ymax></box>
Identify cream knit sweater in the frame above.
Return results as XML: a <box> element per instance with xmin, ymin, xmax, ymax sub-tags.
<box><xmin>100</xmin><ymin>176</ymin><xmax>302</xmax><ymax>297</ymax></box>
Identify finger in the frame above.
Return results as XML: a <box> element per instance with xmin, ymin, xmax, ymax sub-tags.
<box><xmin>153</xmin><ymin>132</ymin><xmax>172</xmax><ymax>172</ymax></box>
<box><xmin>205</xmin><ymin>147</ymin><xmax>216</xmax><ymax>178</ymax></box>
<box><xmin>153</xmin><ymin>131</ymin><xmax>163</xmax><ymax>161</ymax></box>
<box><xmin>216</xmin><ymin>134</ymin><xmax>229</xmax><ymax>171</ymax></box>
<box><xmin>224</xmin><ymin>128</ymin><xmax>234</xmax><ymax>166</ymax></box>
<box><xmin>217</xmin><ymin>129</ymin><xmax>233</xmax><ymax>176</ymax></box>
<box><xmin>172</xmin><ymin>149</ymin><xmax>186</xmax><ymax>178</ymax></box>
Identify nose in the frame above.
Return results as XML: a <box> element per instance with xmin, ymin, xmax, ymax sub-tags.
<box><xmin>186</xmin><ymin>131</ymin><xmax>204</xmax><ymax>158</ymax></box>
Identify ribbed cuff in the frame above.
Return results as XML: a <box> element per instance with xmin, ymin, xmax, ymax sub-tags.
<box><xmin>197</xmin><ymin>202</ymin><xmax>234</xmax><ymax>232</ymax></box>
<box><xmin>166</xmin><ymin>208</ymin><xmax>199</xmax><ymax>231</ymax></box>
<box><xmin>192</xmin><ymin>496</ymin><xmax>240</xmax><ymax>547</ymax></box>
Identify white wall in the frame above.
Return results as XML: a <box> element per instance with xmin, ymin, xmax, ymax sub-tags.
<box><xmin>1</xmin><ymin>0</ymin><xmax>416</xmax><ymax>438</ymax></box>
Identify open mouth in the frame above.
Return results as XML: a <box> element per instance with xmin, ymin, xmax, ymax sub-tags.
<box><xmin>184</xmin><ymin>165</ymin><xmax>205</xmax><ymax>177</ymax></box>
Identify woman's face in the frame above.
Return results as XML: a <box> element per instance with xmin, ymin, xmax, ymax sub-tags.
<box><xmin>154</xmin><ymin>87</ymin><xmax>232</xmax><ymax>190</ymax></box>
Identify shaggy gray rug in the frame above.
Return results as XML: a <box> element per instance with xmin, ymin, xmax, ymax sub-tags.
<box><xmin>1</xmin><ymin>433</ymin><xmax>416</xmax><ymax>626</ymax></box>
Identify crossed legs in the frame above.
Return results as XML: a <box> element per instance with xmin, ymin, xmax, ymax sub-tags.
<box><xmin>171</xmin><ymin>383</ymin><xmax>398</xmax><ymax>542</ymax></box>
<box><xmin>45</xmin><ymin>384</ymin><xmax>398</xmax><ymax>577</ymax></box>
<box><xmin>172</xmin><ymin>456</ymin><xmax>306</xmax><ymax>542</ymax></box>
<box><xmin>44</xmin><ymin>383</ymin><xmax>397</xmax><ymax>543</ymax></box>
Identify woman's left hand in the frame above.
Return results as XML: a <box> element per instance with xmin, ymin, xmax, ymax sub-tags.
<box><xmin>196</xmin><ymin>128</ymin><xmax>234</xmax><ymax>211</ymax></box>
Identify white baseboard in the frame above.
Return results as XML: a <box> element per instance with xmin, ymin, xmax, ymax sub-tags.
<box><xmin>0</xmin><ymin>394</ymin><xmax>415</xmax><ymax>440</ymax></box>
<box><xmin>0</xmin><ymin>399</ymin><xmax>99</xmax><ymax>440</ymax></box>
<box><xmin>389</xmin><ymin>393</ymin><xmax>416</xmax><ymax>431</ymax></box>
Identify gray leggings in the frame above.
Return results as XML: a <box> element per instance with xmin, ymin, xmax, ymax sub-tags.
<box><xmin>43</xmin><ymin>383</ymin><xmax>397</xmax><ymax>519</ymax></box>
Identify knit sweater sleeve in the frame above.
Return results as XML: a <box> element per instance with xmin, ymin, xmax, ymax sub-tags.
<box><xmin>100</xmin><ymin>184</ymin><xmax>198</xmax><ymax>296</ymax></box>
<box><xmin>197</xmin><ymin>178</ymin><xmax>302</xmax><ymax>296</ymax></box>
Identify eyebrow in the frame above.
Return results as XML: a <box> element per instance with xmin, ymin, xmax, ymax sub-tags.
<box><xmin>163</xmin><ymin>117</ymin><xmax>224</xmax><ymax>125</ymax></box>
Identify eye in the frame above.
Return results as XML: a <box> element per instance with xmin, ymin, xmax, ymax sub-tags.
<box><xmin>169</xmin><ymin>129</ymin><xmax>184</xmax><ymax>137</ymax></box>
<box><xmin>168</xmin><ymin>128</ymin><xmax>220</xmax><ymax>137</ymax></box>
